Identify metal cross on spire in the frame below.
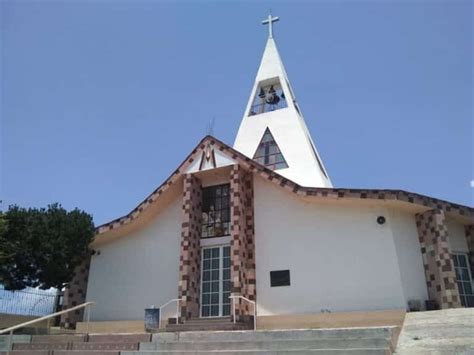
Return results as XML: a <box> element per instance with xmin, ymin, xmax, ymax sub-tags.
<box><xmin>262</xmin><ymin>14</ymin><xmax>279</xmax><ymax>38</ymax></box>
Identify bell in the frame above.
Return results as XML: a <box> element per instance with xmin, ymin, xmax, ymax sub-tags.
<box><xmin>265</xmin><ymin>91</ymin><xmax>280</xmax><ymax>105</ymax></box>
<box><xmin>258</xmin><ymin>88</ymin><xmax>265</xmax><ymax>98</ymax></box>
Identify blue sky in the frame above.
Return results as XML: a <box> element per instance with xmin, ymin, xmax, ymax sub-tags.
<box><xmin>1</xmin><ymin>0</ymin><xmax>472</xmax><ymax>226</ymax></box>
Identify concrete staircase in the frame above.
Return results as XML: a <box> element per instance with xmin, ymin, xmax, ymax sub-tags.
<box><xmin>131</xmin><ymin>327</ymin><xmax>396</xmax><ymax>354</ymax></box>
<box><xmin>0</xmin><ymin>327</ymin><xmax>397</xmax><ymax>354</ymax></box>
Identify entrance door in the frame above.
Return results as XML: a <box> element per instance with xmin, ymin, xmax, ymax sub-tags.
<box><xmin>200</xmin><ymin>246</ymin><xmax>231</xmax><ymax>317</ymax></box>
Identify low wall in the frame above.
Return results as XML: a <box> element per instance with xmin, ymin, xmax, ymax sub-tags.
<box><xmin>75</xmin><ymin>309</ymin><xmax>406</xmax><ymax>334</ymax></box>
<box><xmin>0</xmin><ymin>313</ymin><xmax>48</xmax><ymax>330</ymax></box>
<box><xmin>76</xmin><ymin>320</ymin><xmax>145</xmax><ymax>334</ymax></box>
<box><xmin>256</xmin><ymin>309</ymin><xmax>406</xmax><ymax>330</ymax></box>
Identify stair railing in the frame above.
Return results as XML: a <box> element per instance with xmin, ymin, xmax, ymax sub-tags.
<box><xmin>229</xmin><ymin>294</ymin><xmax>256</xmax><ymax>330</ymax></box>
<box><xmin>157</xmin><ymin>297</ymin><xmax>183</xmax><ymax>329</ymax></box>
<box><xmin>0</xmin><ymin>301</ymin><xmax>96</xmax><ymax>354</ymax></box>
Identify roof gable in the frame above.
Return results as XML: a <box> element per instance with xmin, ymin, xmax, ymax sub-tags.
<box><xmin>185</xmin><ymin>142</ymin><xmax>237</xmax><ymax>173</ymax></box>
<box><xmin>96</xmin><ymin>135</ymin><xmax>473</xmax><ymax>237</ymax></box>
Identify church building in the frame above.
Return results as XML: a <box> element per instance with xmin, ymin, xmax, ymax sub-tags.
<box><xmin>61</xmin><ymin>16</ymin><xmax>473</xmax><ymax>331</ymax></box>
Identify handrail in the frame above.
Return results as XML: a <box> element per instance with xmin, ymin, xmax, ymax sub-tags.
<box><xmin>157</xmin><ymin>298</ymin><xmax>182</xmax><ymax>329</ymax></box>
<box><xmin>229</xmin><ymin>295</ymin><xmax>256</xmax><ymax>331</ymax></box>
<box><xmin>0</xmin><ymin>301</ymin><xmax>96</xmax><ymax>335</ymax></box>
<box><xmin>0</xmin><ymin>301</ymin><xmax>96</xmax><ymax>354</ymax></box>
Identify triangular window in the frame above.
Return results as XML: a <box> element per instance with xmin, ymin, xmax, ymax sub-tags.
<box><xmin>253</xmin><ymin>128</ymin><xmax>288</xmax><ymax>170</ymax></box>
<box><xmin>248</xmin><ymin>78</ymin><xmax>288</xmax><ymax>116</ymax></box>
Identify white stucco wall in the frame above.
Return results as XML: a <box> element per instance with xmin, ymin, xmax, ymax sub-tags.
<box><xmin>446</xmin><ymin>218</ymin><xmax>469</xmax><ymax>253</ymax></box>
<box><xmin>253</xmin><ymin>176</ymin><xmax>407</xmax><ymax>316</ymax></box>
<box><xmin>86</xmin><ymin>198</ymin><xmax>182</xmax><ymax>321</ymax></box>
<box><xmin>389</xmin><ymin>209</ymin><xmax>429</xmax><ymax>309</ymax></box>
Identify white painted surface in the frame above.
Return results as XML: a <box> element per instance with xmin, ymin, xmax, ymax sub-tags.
<box><xmin>186</xmin><ymin>149</ymin><xmax>237</xmax><ymax>174</ymax></box>
<box><xmin>389</xmin><ymin>209</ymin><xmax>429</xmax><ymax>309</ymax></box>
<box><xmin>446</xmin><ymin>218</ymin><xmax>469</xmax><ymax>253</ymax></box>
<box><xmin>234</xmin><ymin>37</ymin><xmax>331</xmax><ymax>188</ymax></box>
<box><xmin>253</xmin><ymin>176</ymin><xmax>406</xmax><ymax>315</ymax></box>
<box><xmin>200</xmin><ymin>236</ymin><xmax>232</xmax><ymax>247</ymax></box>
<box><xmin>86</xmin><ymin>198</ymin><xmax>182</xmax><ymax>321</ymax></box>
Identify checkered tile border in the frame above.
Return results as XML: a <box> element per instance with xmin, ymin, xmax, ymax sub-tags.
<box><xmin>60</xmin><ymin>256</ymin><xmax>91</xmax><ymax>329</ymax></box>
<box><xmin>230</xmin><ymin>165</ymin><xmax>256</xmax><ymax>321</ymax></box>
<box><xmin>96</xmin><ymin>136</ymin><xmax>472</xmax><ymax>236</ymax></box>
<box><xmin>178</xmin><ymin>174</ymin><xmax>202</xmax><ymax>321</ymax></box>
<box><xmin>415</xmin><ymin>209</ymin><xmax>462</xmax><ymax>309</ymax></box>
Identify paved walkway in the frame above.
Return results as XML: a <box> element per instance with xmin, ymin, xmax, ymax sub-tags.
<box><xmin>396</xmin><ymin>308</ymin><xmax>474</xmax><ymax>354</ymax></box>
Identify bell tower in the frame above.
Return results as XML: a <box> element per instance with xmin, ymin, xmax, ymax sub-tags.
<box><xmin>233</xmin><ymin>15</ymin><xmax>332</xmax><ymax>188</ymax></box>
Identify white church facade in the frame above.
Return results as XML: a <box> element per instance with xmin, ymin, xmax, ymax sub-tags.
<box><xmin>61</xmin><ymin>17</ymin><xmax>473</xmax><ymax>331</ymax></box>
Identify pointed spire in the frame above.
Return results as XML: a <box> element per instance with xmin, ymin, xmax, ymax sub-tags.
<box><xmin>234</xmin><ymin>15</ymin><xmax>332</xmax><ymax>188</ymax></box>
<box><xmin>255</xmin><ymin>36</ymin><xmax>289</xmax><ymax>84</ymax></box>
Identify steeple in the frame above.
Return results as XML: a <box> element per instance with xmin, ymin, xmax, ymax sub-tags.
<box><xmin>233</xmin><ymin>15</ymin><xmax>332</xmax><ymax>188</ymax></box>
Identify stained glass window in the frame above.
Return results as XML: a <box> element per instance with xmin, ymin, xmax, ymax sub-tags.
<box><xmin>201</xmin><ymin>184</ymin><xmax>230</xmax><ymax>238</ymax></box>
<box><xmin>253</xmin><ymin>128</ymin><xmax>288</xmax><ymax>170</ymax></box>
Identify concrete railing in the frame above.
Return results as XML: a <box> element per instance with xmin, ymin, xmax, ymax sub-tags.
<box><xmin>229</xmin><ymin>294</ymin><xmax>256</xmax><ymax>330</ymax></box>
<box><xmin>0</xmin><ymin>301</ymin><xmax>96</xmax><ymax>354</ymax></box>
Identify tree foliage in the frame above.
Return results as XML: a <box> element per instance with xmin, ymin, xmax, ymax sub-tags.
<box><xmin>0</xmin><ymin>204</ymin><xmax>95</xmax><ymax>290</ymax></box>
<box><xmin>0</xmin><ymin>212</ymin><xmax>12</xmax><ymax>262</ymax></box>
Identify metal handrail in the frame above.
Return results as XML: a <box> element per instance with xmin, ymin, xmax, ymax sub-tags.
<box><xmin>0</xmin><ymin>301</ymin><xmax>96</xmax><ymax>354</ymax></box>
<box><xmin>157</xmin><ymin>298</ymin><xmax>182</xmax><ymax>329</ymax></box>
<box><xmin>229</xmin><ymin>295</ymin><xmax>256</xmax><ymax>330</ymax></box>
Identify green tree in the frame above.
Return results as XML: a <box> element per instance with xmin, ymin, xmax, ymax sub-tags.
<box><xmin>0</xmin><ymin>204</ymin><xmax>94</xmax><ymax>290</ymax></box>
<box><xmin>0</xmin><ymin>212</ymin><xmax>13</xmax><ymax>262</ymax></box>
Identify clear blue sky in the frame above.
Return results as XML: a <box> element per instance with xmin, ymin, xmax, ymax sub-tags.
<box><xmin>1</xmin><ymin>0</ymin><xmax>472</xmax><ymax>226</ymax></box>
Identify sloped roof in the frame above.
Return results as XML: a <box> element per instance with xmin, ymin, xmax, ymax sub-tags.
<box><xmin>96</xmin><ymin>135</ymin><xmax>473</xmax><ymax>235</ymax></box>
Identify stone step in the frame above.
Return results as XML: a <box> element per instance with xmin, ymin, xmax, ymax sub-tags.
<box><xmin>12</xmin><ymin>342</ymin><xmax>140</xmax><ymax>351</ymax></box>
<box><xmin>54</xmin><ymin>351</ymin><xmax>121</xmax><ymax>355</ymax></box>
<box><xmin>153</xmin><ymin>327</ymin><xmax>394</xmax><ymax>343</ymax></box>
<box><xmin>184</xmin><ymin>317</ymin><xmax>232</xmax><ymax>324</ymax></box>
<box><xmin>1</xmin><ymin>352</ymin><xmax>122</xmax><ymax>355</ymax></box>
<box><xmin>73</xmin><ymin>342</ymin><xmax>139</xmax><ymax>351</ymax></box>
<box><xmin>1</xmin><ymin>352</ymin><xmax>125</xmax><ymax>355</ymax></box>
<box><xmin>31</xmin><ymin>335</ymin><xmax>87</xmax><ymax>343</ymax></box>
<box><xmin>0</xmin><ymin>335</ymin><xmax>31</xmax><ymax>351</ymax></box>
<box><xmin>121</xmin><ymin>349</ymin><xmax>390</xmax><ymax>355</ymax></box>
<box><xmin>88</xmin><ymin>334</ymin><xmax>151</xmax><ymax>343</ymax></box>
<box><xmin>140</xmin><ymin>338</ymin><xmax>390</xmax><ymax>351</ymax></box>
<box><xmin>0</xmin><ymin>351</ymin><xmax>389</xmax><ymax>355</ymax></box>
<box><xmin>0</xmin><ymin>351</ymin><xmax>50</xmax><ymax>355</ymax></box>
<box><xmin>13</xmin><ymin>342</ymin><xmax>69</xmax><ymax>351</ymax></box>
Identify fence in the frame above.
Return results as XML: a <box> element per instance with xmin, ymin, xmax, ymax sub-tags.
<box><xmin>0</xmin><ymin>286</ymin><xmax>61</xmax><ymax>317</ymax></box>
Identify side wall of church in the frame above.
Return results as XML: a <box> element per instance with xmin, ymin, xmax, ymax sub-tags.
<box><xmin>253</xmin><ymin>176</ymin><xmax>407</xmax><ymax>316</ymax></box>
<box><xmin>86</xmin><ymin>197</ymin><xmax>182</xmax><ymax>321</ymax></box>
<box><xmin>388</xmin><ymin>208</ymin><xmax>429</xmax><ymax>309</ymax></box>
